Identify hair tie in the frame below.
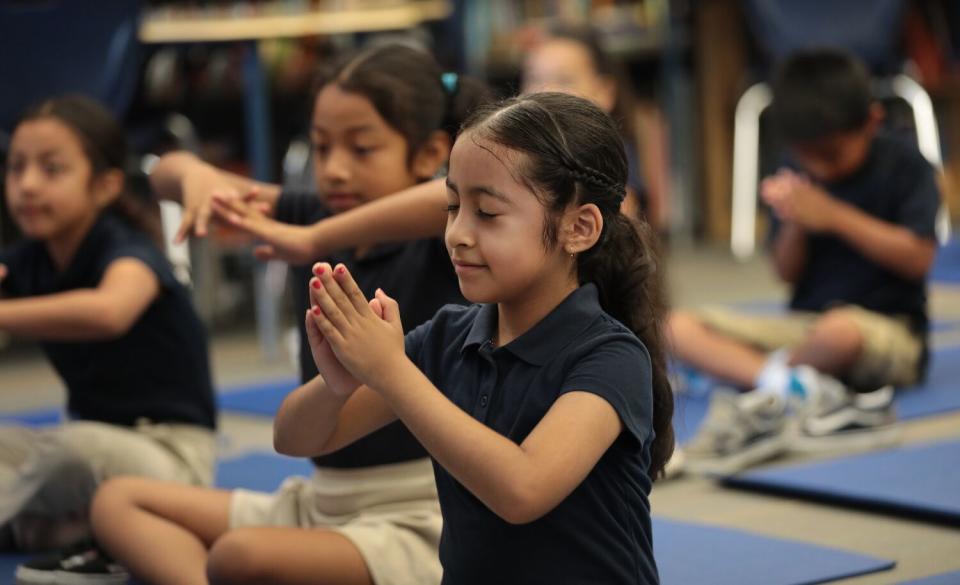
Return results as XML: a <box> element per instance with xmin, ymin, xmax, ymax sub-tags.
<box><xmin>441</xmin><ymin>72</ymin><xmax>459</xmax><ymax>95</ymax></box>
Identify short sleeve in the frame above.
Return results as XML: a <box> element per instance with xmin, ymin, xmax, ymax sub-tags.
<box><xmin>102</xmin><ymin>239</ymin><xmax>180</xmax><ymax>291</ymax></box>
<box><xmin>274</xmin><ymin>191</ymin><xmax>328</xmax><ymax>226</ymax></box>
<box><xmin>560</xmin><ymin>334</ymin><xmax>654</xmax><ymax>446</ymax></box>
<box><xmin>895</xmin><ymin>158</ymin><xmax>941</xmax><ymax>240</ymax></box>
<box><xmin>404</xmin><ymin>317</ymin><xmax>434</xmax><ymax>369</ymax></box>
<box><xmin>0</xmin><ymin>240</ymin><xmax>37</xmax><ymax>297</ymax></box>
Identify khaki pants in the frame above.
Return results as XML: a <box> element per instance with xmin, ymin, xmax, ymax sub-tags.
<box><xmin>0</xmin><ymin>419</ymin><xmax>215</xmax><ymax>548</ymax></box>
<box><xmin>696</xmin><ymin>305</ymin><xmax>924</xmax><ymax>389</ymax></box>
<box><xmin>231</xmin><ymin>457</ymin><xmax>442</xmax><ymax>585</ymax></box>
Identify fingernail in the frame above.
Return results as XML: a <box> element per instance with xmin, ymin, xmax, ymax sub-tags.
<box><xmin>335</xmin><ymin>265</ymin><xmax>346</xmax><ymax>275</ymax></box>
<box><xmin>311</xmin><ymin>279</ymin><xmax>321</xmax><ymax>289</ymax></box>
<box><xmin>312</xmin><ymin>306</ymin><xmax>321</xmax><ymax>316</ymax></box>
<box><xmin>315</xmin><ymin>265</ymin><xmax>325</xmax><ymax>276</ymax></box>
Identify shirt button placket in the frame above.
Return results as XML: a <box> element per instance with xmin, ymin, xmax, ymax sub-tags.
<box><xmin>476</xmin><ymin>343</ymin><xmax>495</xmax><ymax>421</ymax></box>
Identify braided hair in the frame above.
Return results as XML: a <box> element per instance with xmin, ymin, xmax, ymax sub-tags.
<box><xmin>459</xmin><ymin>92</ymin><xmax>674</xmax><ymax>480</ymax></box>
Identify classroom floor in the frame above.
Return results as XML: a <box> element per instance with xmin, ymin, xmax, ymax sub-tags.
<box><xmin>1</xmin><ymin>243</ymin><xmax>959</xmax><ymax>583</ymax></box>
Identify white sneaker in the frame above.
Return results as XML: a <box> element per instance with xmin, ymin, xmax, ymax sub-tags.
<box><xmin>684</xmin><ymin>390</ymin><xmax>788</xmax><ymax>476</ymax></box>
<box><xmin>791</xmin><ymin>374</ymin><xmax>899</xmax><ymax>452</ymax></box>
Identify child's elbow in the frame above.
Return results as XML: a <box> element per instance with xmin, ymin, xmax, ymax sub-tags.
<box><xmin>492</xmin><ymin>482</ymin><xmax>554</xmax><ymax>525</ymax></box>
<box><xmin>95</xmin><ymin>310</ymin><xmax>137</xmax><ymax>339</ymax></box>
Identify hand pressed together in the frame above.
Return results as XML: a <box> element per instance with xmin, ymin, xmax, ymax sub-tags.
<box><xmin>761</xmin><ymin>168</ymin><xmax>839</xmax><ymax>233</ymax></box>
<box><xmin>306</xmin><ymin>262</ymin><xmax>408</xmax><ymax>391</ymax></box>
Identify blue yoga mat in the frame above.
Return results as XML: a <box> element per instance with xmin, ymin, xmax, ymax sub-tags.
<box><xmin>217</xmin><ymin>377</ymin><xmax>298</xmax><ymax>417</ymax></box>
<box><xmin>0</xmin><ymin>408</ymin><xmax>62</xmax><ymax>427</ymax></box>
<box><xmin>215</xmin><ymin>451</ymin><xmax>313</xmax><ymax>492</ymax></box>
<box><xmin>932</xmin><ymin>238</ymin><xmax>960</xmax><ymax>284</ymax></box>
<box><xmin>654</xmin><ymin>518</ymin><xmax>894</xmax><ymax>585</ymax></box>
<box><xmin>724</xmin><ymin>439</ymin><xmax>960</xmax><ymax>525</ymax></box>
<box><xmin>899</xmin><ymin>570</ymin><xmax>960</xmax><ymax>585</ymax></box>
<box><xmin>897</xmin><ymin>345</ymin><xmax>960</xmax><ymax>420</ymax></box>
<box><xmin>0</xmin><ymin>553</ymin><xmax>29</xmax><ymax>583</ymax></box>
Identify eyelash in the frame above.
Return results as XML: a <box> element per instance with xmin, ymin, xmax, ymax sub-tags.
<box><xmin>445</xmin><ymin>204</ymin><xmax>497</xmax><ymax>219</ymax></box>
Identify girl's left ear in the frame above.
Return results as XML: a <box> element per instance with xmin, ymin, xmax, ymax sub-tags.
<box><xmin>411</xmin><ymin>130</ymin><xmax>452</xmax><ymax>180</ymax></box>
<box><xmin>563</xmin><ymin>203</ymin><xmax>603</xmax><ymax>254</ymax></box>
<box><xmin>92</xmin><ymin>169</ymin><xmax>125</xmax><ymax>209</ymax></box>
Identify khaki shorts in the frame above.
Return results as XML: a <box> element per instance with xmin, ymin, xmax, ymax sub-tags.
<box><xmin>230</xmin><ymin>457</ymin><xmax>441</xmax><ymax>585</ymax></box>
<box><xmin>695</xmin><ymin>305</ymin><xmax>924</xmax><ymax>388</ymax></box>
<box><xmin>0</xmin><ymin>419</ymin><xmax>216</xmax><ymax>542</ymax></box>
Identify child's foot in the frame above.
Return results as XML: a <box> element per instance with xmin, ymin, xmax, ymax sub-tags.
<box><xmin>15</xmin><ymin>539</ymin><xmax>128</xmax><ymax>585</ymax></box>
<box><xmin>684</xmin><ymin>390</ymin><xmax>788</xmax><ymax>476</ymax></box>
<box><xmin>791</xmin><ymin>382</ymin><xmax>899</xmax><ymax>452</ymax></box>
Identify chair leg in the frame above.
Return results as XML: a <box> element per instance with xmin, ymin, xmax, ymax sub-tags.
<box><xmin>892</xmin><ymin>74</ymin><xmax>952</xmax><ymax>244</ymax></box>
<box><xmin>731</xmin><ymin>82</ymin><xmax>773</xmax><ymax>259</ymax></box>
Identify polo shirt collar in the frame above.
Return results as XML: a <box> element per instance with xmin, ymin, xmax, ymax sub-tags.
<box><xmin>461</xmin><ymin>283</ymin><xmax>603</xmax><ymax>365</ymax></box>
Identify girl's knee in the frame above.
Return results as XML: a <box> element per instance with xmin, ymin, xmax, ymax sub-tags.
<box><xmin>207</xmin><ymin>529</ymin><xmax>269</xmax><ymax>585</ymax></box>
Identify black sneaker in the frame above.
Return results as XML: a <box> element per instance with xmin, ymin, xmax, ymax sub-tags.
<box><xmin>15</xmin><ymin>540</ymin><xmax>129</xmax><ymax>585</ymax></box>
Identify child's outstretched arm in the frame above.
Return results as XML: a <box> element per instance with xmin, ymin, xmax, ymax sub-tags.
<box><xmin>308</xmin><ymin>263</ymin><xmax>624</xmax><ymax>525</ymax></box>
<box><xmin>149</xmin><ymin>151</ymin><xmax>282</xmax><ymax>242</ymax></box>
<box><xmin>0</xmin><ymin>259</ymin><xmax>160</xmax><ymax>339</ymax></box>
<box><xmin>210</xmin><ymin>178</ymin><xmax>449</xmax><ymax>265</ymax></box>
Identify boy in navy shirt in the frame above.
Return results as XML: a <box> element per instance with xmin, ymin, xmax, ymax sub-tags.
<box><xmin>670</xmin><ymin>48</ymin><xmax>942</xmax><ymax>474</ymax></box>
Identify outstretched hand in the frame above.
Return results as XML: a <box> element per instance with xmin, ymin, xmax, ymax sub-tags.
<box><xmin>306</xmin><ymin>262</ymin><xmax>407</xmax><ymax>390</ymax></box>
<box><xmin>211</xmin><ymin>191</ymin><xmax>318</xmax><ymax>264</ymax></box>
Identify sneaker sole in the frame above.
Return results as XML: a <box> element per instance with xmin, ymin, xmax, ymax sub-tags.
<box><xmin>685</xmin><ymin>434</ymin><xmax>788</xmax><ymax>476</ymax></box>
<box><xmin>15</xmin><ymin>566</ymin><xmax>129</xmax><ymax>585</ymax></box>
<box><xmin>15</xmin><ymin>566</ymin><xmax>59</xmax><ymax>585</ymax></box>
<box><xmin>791</xmin><ymin>425</ymin><xmax>901</xmax><ymax>453</ymax></box>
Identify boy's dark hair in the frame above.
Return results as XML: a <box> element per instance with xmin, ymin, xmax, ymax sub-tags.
<box><xmin>313</xmin><ymin>44</ymin><xmax>492</xmax><ymax>164</ymax></box>
<box><xmin>460</xmin><ymin>92</ymin><xmax>675</xmax><ymax>480</ymax></box>
<box><xmin>18</xmin><ymin>94</ymin><xmax>161</xmax><ymax>244</ymax></box>
<box><xmin>771</xmin><ymin>48</ymin><xmax>872</xmax><ymax>144</ymax></box>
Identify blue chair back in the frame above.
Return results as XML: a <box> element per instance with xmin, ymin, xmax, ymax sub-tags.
<box><xmin>740</xmin><ymin>0</ymin><xmax>907</xmax><ymax>75</ymax></box>
<box><xmin>0</xmin><ymin>0</ymin><xmax>144</xmax><ymax>133</ymax></box>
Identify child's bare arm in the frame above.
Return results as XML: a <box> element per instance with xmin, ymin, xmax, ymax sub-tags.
<box><xmin>273</xmin><ymin>376</ymin><xmax>398</xmax><ymax>457</ymax></box>
<box><xmin>149</xmin><ymin>151</ymin><xmax>282</xmax><ymax>241</ymax></box>
<box><xmin>211</xmin><ymin>178</ymin><xmax>449</xmax><ymax>264</ymax></box>
<box><xmin>828</xmin><ymin>201</ymin><xmax>936</xmax><ymax>280</ymax></box>
<box><xmin>0</xmin><ymin>259</ymin><xmax>160</xmax><ymax>339</ymax></box>
<box><xmin>770</xmin><ymin>223</ymin><xmax>808</xmax><ymax>283</ymax></box>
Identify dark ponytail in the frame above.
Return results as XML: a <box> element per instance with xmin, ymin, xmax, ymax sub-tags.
<box><xmin>461</xmin><ymin>92</ymin><xmax>675</xmax><ymax>479</ymax></box>
<box><xmin>312</xmin><ymin>44</ymin><xmax>492</xmax><ymax>165</ymax></box>
<box><xmin>19</xmin><ymin>94</ymin><xmax>162</xmax><ymax>245</ymax></box>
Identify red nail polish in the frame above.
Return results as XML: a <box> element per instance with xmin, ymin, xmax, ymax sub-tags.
<box><xmin>335</xmin><ymin>266</ymin><xmax>346</xmax><ymax>275</ymax></box>
<box><xmin>315</xmin><ymin>265</ymin><xmax>325</xmax><ymax>276</ymax></box>
<box><xmin>312</xmin><ymin>279</ymin><xmax>321</xmax><ymax>289</ymax></box>
<box><xmin>312</xmin><ymin>306</ymin><xmax>321</xmax><ymax>315</ymax></box>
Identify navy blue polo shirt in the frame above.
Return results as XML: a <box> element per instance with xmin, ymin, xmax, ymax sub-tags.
<box><xmin>783</xmin><ymin>132</ymin><xmax>940</xmax><ymax>334</ymax></box>
<box><xmin>405</xmin><ymin>284</ymin><xmax>659</xmax><ymax>585</ymax></box>
<box><xmin>274</xmin><ymin>191</ymin><xmax>465</xmax><ymax>468</ymax></box>
<box><xmin>0</xmin><ymin>213</ymin><xmax>216</xmax><ymax>429</ymax></box>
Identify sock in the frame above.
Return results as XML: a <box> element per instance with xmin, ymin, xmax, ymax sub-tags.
<box><xmin>753</xmin><ymin>349</ymin><xmax>791</xmax><ymax>398</ymax></box>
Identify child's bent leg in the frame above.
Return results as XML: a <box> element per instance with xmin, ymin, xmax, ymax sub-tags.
<box><xmin>91</xmin><ymin>477</ymin><xmax>232</xmax><ymax>585</ymax></box>
<box><xmin>794</xmin><ymin>306</ymin><xmax>922</xmax><ymax>389</ymax></box>
<box><xmin>0</xmin><ymin>426</ymin><xmax>98</xmax><ymax>549</ymax></box>
<box><xmin>668</xmin><ymin>309</ymin><xmax>767</xmax><ymax>387</ymax></box>
<box><xmin>206</xmin><ymin>526</ymin><xmax>372</xmax><ymax>585</ymax></box>
<box><xmin>789</xmin><ymin>308</ymin><xmax>864</xmax><ymax>376</ymax></box>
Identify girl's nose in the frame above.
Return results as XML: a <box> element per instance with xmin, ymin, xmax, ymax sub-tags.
<box><xmin>444</xmin><ymin>211</ymin><xmax>474</xmax><ymax>249</ymax></box>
